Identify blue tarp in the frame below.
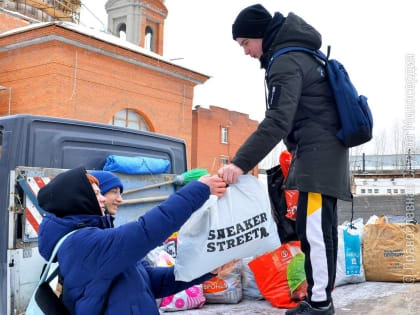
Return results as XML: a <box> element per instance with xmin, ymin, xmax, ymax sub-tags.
<box><xmin>103</xmin><ymin>155</ymin><xmax>170</xmax><ymax>175</ymax></box>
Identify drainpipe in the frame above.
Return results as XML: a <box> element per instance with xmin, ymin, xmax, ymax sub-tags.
<box><xmin>0</xmin><ymin>85</ymin><xmax>12</xmax><ymax>115</ymax></box>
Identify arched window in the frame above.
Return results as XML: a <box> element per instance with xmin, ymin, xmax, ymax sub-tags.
<box><xmin>145</xmin><ymin>26</ymin><xmax>154</xmax><ymax>51</ymax></box>
<box><xmin>118</xmin><ymin>23</ymin><xmax>127</xmax><ymax>41</ymax></box>
<box><xmin>109</xmin><ymin>109</ymin><xmax>149</xmax><ymax>131</ymax></box>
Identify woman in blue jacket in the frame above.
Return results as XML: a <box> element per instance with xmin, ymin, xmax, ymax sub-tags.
<box><xmin>37</xmin><ymin>166</ymin><xmax>227</xmax><ymax>314</ymax></box>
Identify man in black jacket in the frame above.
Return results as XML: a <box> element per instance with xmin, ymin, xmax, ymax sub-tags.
<box><xmin>218</xmin><ymin>4</ymin><xmax>352</xmax><ymax>315</ymax></box>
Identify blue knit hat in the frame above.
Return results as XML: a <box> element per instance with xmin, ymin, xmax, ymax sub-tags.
<box><xmin>89</xmin><ymin>171</ymin><xmax>123</xmax><ymax>195</ymax></box>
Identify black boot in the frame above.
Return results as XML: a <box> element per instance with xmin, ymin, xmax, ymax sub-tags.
<box><xmin>285</xmin><ymin>301</ymin><xmax>335</xmax><ymax>315</ymax></box>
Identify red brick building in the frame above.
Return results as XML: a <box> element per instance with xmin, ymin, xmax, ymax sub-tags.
<box><xmin>0</xmin><ymin>0</ymin><xmax>258</xmax><ymax>173</ymax></box>
<box><xmin>0</xmin><ymin>10</ymin><xmax>30</xmax><ymax>33</ymax></box>
<box><xmin>192</xmin><ymin>105</ymin><xmax>259</xmax><ymax>175</ymax></box>
<box><xmin>0</xmin><ymin>21</ymin><xmax>209</xmax><ymax>164</ymax></box>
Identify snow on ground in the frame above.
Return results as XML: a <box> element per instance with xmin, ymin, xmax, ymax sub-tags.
<box><xmin>170</xmin><ymin>282</ymin><xmax>420</xmax><ymax>315</ymax></box>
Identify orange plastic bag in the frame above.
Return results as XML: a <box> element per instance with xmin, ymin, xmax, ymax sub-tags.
<box><xmin>248</xmin><ymin>241</ymin><xmax>307</xmax><ymax>308</ymax></box>
<box><xmin>202</xmin><ymin>262</ymin><xmax>242</xmax><ymax>304</ymax></box>
<box><xmin>279</xmin><ymin>151</ymin><xmax>299</xmax><ymax>220</ymax></box>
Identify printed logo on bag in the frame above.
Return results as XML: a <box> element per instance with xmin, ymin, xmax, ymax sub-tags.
<box><xmin>206</xmin><ymin>213</ymin><xmax>270</xmax><ymax>252</ymax></box>
<box><xmin>281</xmin><ymin>250</ymin><xmax>289</xmax><ymax>258</ymax></box>
<box><xmin>203</xmin><ymin>277</ymin><xmax>228</xmax><ymax>293</ymax></box>
<box><xmin>384</xmin><ymin>249</ymin><xmax>404</xmax><ymax>257</ymax></box>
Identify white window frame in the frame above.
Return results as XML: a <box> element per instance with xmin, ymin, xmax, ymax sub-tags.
<box><xmin>220</xmin><ymin>156</ymin><xmax>229</xmax><ymax>166</ymax></box>
<box><xmin>221</xmin><ymin>127</ymin><xmax>228</xmax><ymax>144</ymax></box>
<box><xmin>145</xmin><ymin>26</ymin><xmax>154</xmax><ymax>51</ymax></box>
<box><xmin>109</xmin><ymin>109</ymin><xmax>149</xmax><ymax>131</ymax></box>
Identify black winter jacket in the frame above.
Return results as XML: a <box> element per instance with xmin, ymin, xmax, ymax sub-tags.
<box><xmin>231</xmin><ymin>12</ymin><xmax>351</xmax><ymax>201</ymax></box>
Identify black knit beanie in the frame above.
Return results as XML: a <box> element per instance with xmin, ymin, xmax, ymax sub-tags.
<box><xmin>232</xmin><ymin>4</ymin><xmax>272</xmax><ymax>40</ymax></box>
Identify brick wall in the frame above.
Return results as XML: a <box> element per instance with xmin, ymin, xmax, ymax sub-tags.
<box><xmin>140</xmin><ymin>6</ymin><xmax>165</xmax><ymax>55</ymax></box>
<box><xmin>0</xmin><ymin>11</ymin><xmax>30</xmax><ymax>33</ymax></box>
<box><xmin>0</xmin><ymin>24</ymin><xmax>208</xmax><ymax>166</ymax></box>
<box><xmin>192</xmin><ymin>105</ymin><xmax>259</xmax><ymax>175</ymax></box>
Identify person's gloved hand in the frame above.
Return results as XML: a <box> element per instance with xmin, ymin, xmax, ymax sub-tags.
<box><xmin>198</xmin><ymin>175</ymin><xmax>227</xmax><ymax>197</ymax></box>
<box><xmin>217</xmin><ymin>163</ymin><xmax>244</xmax><ymax>184</ymax></box>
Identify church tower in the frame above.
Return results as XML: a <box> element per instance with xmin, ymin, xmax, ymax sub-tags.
<box><xmin>105</xmin><ymin>0</ymin><xmax>167</xmax><ymax>55</ymax></box>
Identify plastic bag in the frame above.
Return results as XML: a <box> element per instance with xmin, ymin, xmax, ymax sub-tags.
<box><xmin>145</xmin><ymin>248</ymin><xmax>206</xmax><ymax>312</ymax></box>
<box><xmin>284</xmin><ymin>190</ymin><xmax>298</xmax><ymax>220</ymax></box>
<box><xmin>335</xmin><ymin>218</ymin><xmax>366</xmax><ymax>287</ymax></box>
<box><xmin>249</xmin><ymin>241</ymin><xmax>307</xmax><ymax>309</ymax></box>
<box><xmin>266</xmin><ymin>164</ymin><xmax>298</xmax><ymax>244</ymax></box>
<box><xmin>160</xmin><ymin>286</ymin><xmax>206</xmax><ymax>311</ymax></box>
<box><xmin>241</xmin><ymin>257</ymin><xmax>264</xmax><ymax>300</ymax></box>
<box><xmin>164</xmin><ymin>232</ymin><xmax>178</xmax><ymax>259</ymax></box>
<box><xmin>365</xmin><ymin>215</ymin><xmax>378</xmax><ymax>225</ymax></box>
<box><xmin>202</xmin><ymin>262</ymin><xmax>242</xmax><ymax>304</ymax></box>
<box><xmin>175</xmin><ymin>175</ymin><xmax>281</xmax><ymax>282</ymax></box>
<box><xmin>144</xmin><ymin>246</ymin><xmax>173</xmax><ymax>268</ymax></box>
<box><xmin>279</xmin><ymin>150</ymin><xmax>298</xmax><ymax>220</ymax></box>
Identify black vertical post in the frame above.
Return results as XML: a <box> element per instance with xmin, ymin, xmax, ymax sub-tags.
<box><xmin>362</xmin><ymin>153</ymin><xmax>365</xmax><ymax>172</ymax></box>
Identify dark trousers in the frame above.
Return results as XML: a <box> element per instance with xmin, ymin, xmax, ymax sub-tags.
<box><xmin>296</xmin><ymin>192</ymin><xmax>338</xmax><ymax>308</ymax></box>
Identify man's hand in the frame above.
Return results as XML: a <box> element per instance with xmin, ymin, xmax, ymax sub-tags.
<box><xmin>217</xmin><ymin>163</ymin><xmax>244</xmax><ymax>184</ymax></box>
<box><xmin>210</xmin><ymin>259</ymin><xmax>240</xmax><ymax>277</ymax></box>
<box><xmin>198</xmin><ymin>175</ymin><xmax>227</xmax><ymax>197</ymax></box>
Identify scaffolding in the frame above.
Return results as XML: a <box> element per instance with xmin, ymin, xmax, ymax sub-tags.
<box><xmin>3</xmin><ymin>0</ymin><xmax>81</xmax><ymax>23</ymax></box>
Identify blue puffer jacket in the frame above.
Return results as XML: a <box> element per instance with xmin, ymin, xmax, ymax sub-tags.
<box><xmin>37</xmin><ymin>167</ymin><xmax>214</xmax><ymax>314</ymax></box>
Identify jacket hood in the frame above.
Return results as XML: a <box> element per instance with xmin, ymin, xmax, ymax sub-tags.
<box><xmin>38</xmin><ymin>212</ymin><xmax>111</xmax><ymax>261</ymax></box>
<box><xmin>260</xmin><ymin>12</ymin><xmax>322</xmax><ymax>68</ymax></box>
<box><xmin>38</xmin><ymin>166</ymin><xmax>102</xmax><ymax>217</ymax></box>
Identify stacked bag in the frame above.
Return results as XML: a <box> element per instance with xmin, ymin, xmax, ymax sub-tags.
<box><xmin>248</xmin><ymin>241</ymin><xmax>307</xmax><ymax>308</ymax></box>
<box><xmin>363</xmin><ymin>215</ymin><xmax>420</xmax><ymax>282</ymax></box>
<box><xmin>202</xmin><ymin>262</ymin><xmax>243</xmax><ymax>304</ymax></box>
<box><xmin>145</xmin><ymin>246</ymin><xmax>206</xmax><ymax>312</ymax></box>
<box><xmin>335</xmin><ymin>218</ymin><xmax>365</xmax><ymax>286</ymax></box>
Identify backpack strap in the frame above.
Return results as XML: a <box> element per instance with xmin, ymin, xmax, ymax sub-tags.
<box><xmin>265</xmin><ymin>45</ymin><xmax>338</xmax><ymax>136</ymax></box>
<box><xmin>39</xmin><ymin>230</ymin><xmax>77</xmax><ymax>285</ymax></box>
<box><xmin>266</xmin><ymin>46</ymin><xmax>329</xmax><ymax>79</ymax></box>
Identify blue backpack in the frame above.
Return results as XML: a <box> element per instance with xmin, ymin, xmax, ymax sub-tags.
<box><xmin>266</xmin><ymin>46</ymin><xmax>373</xmax><ymax>148</ymax></box>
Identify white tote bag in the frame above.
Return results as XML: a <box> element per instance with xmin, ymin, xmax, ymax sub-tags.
<box><xmin>175</xmin><ymin>175</ymin><xmax>281</xmax><ymax>282</ymax></box>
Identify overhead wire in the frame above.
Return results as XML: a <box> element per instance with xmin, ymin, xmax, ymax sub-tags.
<box><xmin>79</xmin><ymin>1</ymin><xmax>109</xmax><ymax>32</ymax></box>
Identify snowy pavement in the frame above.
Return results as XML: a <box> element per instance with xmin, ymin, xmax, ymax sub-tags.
<box><xmin>173</xmin><ymin>282</ymin><xmax>420</xmax><ymax>315</ymax></box>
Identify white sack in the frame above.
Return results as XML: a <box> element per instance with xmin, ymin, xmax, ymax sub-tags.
<box><xmin>175</xmin><ymin>175</ymin><xmax>281</xmax><ymax>282</ymax></box>
<box><xmin>335</xmin><ymin>218</ymin><xmax>366</xmax><ymax>287</ymax></box>
<box><xmin>241</xmin><ymin>257</ymin><xmax>264</xmax><ymax>300</ymax></box>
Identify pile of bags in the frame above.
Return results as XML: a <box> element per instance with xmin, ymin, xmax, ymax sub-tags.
<box><xmin>336</xmin><ymin>214</ymin><xmax>420</xmax><ymax>285</ymax></box>
<box><xmin>147</xmin><ymin>174</ymin><xmax>309</xmax><ymax>311</ymax></box>
<box><xmin>146</xmin><ymin>167</ymin><xmax>420</xmax><ymax>312</ymax></box>
<box><xmin>147</xmin><ymin>240</ymin><xmax>308</xmax><ymax>311</ymax></box>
